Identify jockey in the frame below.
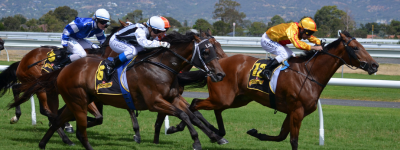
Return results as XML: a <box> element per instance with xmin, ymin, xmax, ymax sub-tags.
<box><xmin>57</xmin><ymin>8</ymin><xmax>110</xmax><ymax>69</ymax></box>
<box><xmin>105</xmin><ymin>16</ymin><xmax>171</xmax><ymax>77</ymax></box>
<box><xmin>260</xmin><ymin>17</ymin><xmax>323</xmax><ymax>80</ymax></box>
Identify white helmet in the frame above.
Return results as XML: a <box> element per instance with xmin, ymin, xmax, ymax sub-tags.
<box><xmin>93</xmin><ymin>8</ymin><xmax>110</xmax><ymax>21</ymax></box>
<box><xmin>146</xmin><ymin>16</ymin><xmax>166</xmax><ymax>31</ymax></box>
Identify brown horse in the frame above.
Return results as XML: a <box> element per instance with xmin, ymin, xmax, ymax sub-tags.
<box><xmin>13</xmin><ymin>31</ymin><xmax>227</xmax><ymax>150</ymax></box>
<box><xmin>0</xmin><ymin>24</ymin><xmax>126</xmax><ymax>145</ymax></box>
<box><xmin>168</xmin><ymin>31</ymin><xmax>379</xmax><ymax>150</ymax></box>
<box><xmin>0</xmin><ymin>38</ymin><xmax>4</xmax><ymax>50</ymax></box>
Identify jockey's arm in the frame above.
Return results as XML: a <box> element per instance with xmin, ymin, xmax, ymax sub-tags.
<box><xmin>95</xmin><ymin>31</ymin><xmax>106</xmax><ymax>45</ymax></box>
<box><xmin>61</xmin><ymin>22</ymin><xmax>78</xmax><ymax>47</ymax></box>
<box><xmin>135</xmin><ymin>28</ymin><xmax>162</xmax><ymax>48</ymax></box>
<box><xmin>308</xmin><ymin>35</ymin><xmax>321</xmax><ymax>45</ymax></box>
<box><xmin>286</xmin><ymin>28</ymin><xmax>312</xmax><ymax>51</ymax></box>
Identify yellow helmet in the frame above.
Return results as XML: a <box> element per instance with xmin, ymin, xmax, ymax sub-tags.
<box><xmin>298</xmin><ymin>17</ymin><xmax>318</xmax><ymax>31</ymax></box>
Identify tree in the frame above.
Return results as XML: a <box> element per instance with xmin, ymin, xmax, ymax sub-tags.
<box><xmin>248</xmin><ymin>21</ymin><xmax>267</xmax><ymax>36</ymax></box>
<box><xmin>267</xmin><ymin>15</ymin><xmax>285</xmax><ymax>28</ymax></box>
<box><xmin>2</xmin><ymin>16</ymin><xmax>21</xmax><ymax>31</ymax></box>
<box><xmin>122</xmin><ymin>10</ymin><xmax>143</xmax><ymax>23</ymax></box>
<box><xmin>213</xmin><ymin>0</ymin><xmax>246</xmax><ymax>25</ymax></box>
<box><xmin>0</xmin><ymin>23</ymin><xmax>5</xmax><ymax>31</ymax></box>
<box><xmin>212</xmin><ymin>20</ymin><xmax>230</xmax><ymax>36</ymax></box>
<box><xmin>314</xmin><ymin>6</ymin><xmax>347</xmax><ymax>37</ymax></box>
<box><xmin>52</xmin><ymin>6</ymin><xmax>78</xmax><ymax>23</ymax></box>
<box><xmin>192</xmin><ymin>19</ymin><xmax>212</xmax><ymax>32</ymax></box>
<box><xmin>13</xmin><ymin>14</ymin><xmax>27</xmax><ymax>24</ymax></box>
<box><xmin>165</xmin><ymin>17</ymin><xmax>182</xmax><ymax>28</ymax></box>
<box><xmin>39</xmin><ymin>13</ymin><xmax>64</xmax><ymax>32</ymax></box>
<box><xmin>26</xmin><ymin>18</ymin><xmax>38</xmax><ymax>30</ymax></box>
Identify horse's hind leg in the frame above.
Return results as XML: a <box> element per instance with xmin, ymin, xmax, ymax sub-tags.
<box><xmin>247</xmin><ymin>114</ymin><xmax>290</xmax><ymax>142</ymax></box>
<box><xmin>86</xmin><ymin>102</ymin><xmax>103</xmax><ymax>128</ymax></box>
<box><xmin>127</xmin><ymin>109</ymin><xmax>141</xmax><ymax>144</ymax></box>
<box><xmin>39</xmin><ymin>106</ymin><xmax>75</xmax><ymax>149</ymax></box>
<box><xmin>10</xmin><ymin>84</ymin><xmax>22</xmax><ymax>124</ymax></box>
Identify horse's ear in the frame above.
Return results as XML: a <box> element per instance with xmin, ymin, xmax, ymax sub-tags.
<box><xmin>119</xmin><ymin>19</ymin><xmax>128</xmax><ymax>27</ymax></box>
<box><xmin>207</xmin><ymin>28</ymin><xmax>212</xmax><ymax>36</ymax></box>
<box><xmin>200</xmin><ymin>30</ymin><xmax>207</xmax><ymax>38</ymax></box>
<box><xmin>339</xmin><ymin>32</ymin><xmax>346</xmax><ymax>40</ymax></box>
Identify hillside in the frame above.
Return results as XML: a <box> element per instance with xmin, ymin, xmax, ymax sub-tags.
<box><xmin>0</xmin><ymin>0</ymin><xmax>399</xmax><ymax>25</ymax></box>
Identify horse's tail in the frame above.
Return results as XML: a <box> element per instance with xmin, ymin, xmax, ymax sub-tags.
<box><xmin>0</xmin><ymin>61</ymin><xmax>20</xmax><ymax>97</ymax></box>
<box><xmin>177</xmin><ymin>70</ymin><xmax>208</xmax><ymax>88</ymax></box>
<box><xmin>8</xmin><ymin>69</ymin><xmax>61</xmax><ymax>109</ymax></box>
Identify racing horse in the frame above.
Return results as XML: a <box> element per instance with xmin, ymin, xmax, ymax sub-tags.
<box><xmin>12</xmin><ymin>31</ymin><xmax>227</xmax><ymax>150</ymax></box>
<box><xmin>168</xmin><ymin>31</ymin><xmax>379</xmax><ymax>150</ymax></box>
<box><xmin>0</xmin><ymin>24</ymin><xmax>124</xmax><ymax>144</ymax></box>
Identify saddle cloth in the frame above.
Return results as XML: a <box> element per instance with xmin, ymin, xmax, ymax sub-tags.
<box><xmin>247</xmin><ymin>59</ymin><xmax>282</xmax><ymax>94</ymax></box>
<box><xmin>95</xmin><ymin>57</ymin><xmax>136</xmax><ymax>95</ymax></box>
<box><xmin>42</xmin><ymin>48</ymin><xmax>67</xmax><ymax>73</ymax></box>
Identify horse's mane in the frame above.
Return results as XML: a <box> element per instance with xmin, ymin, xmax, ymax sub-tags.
<box><xmin>161</xmin><ymin>31</ymin><xmax>196</xmax><ymax>44</ymax></box>
<box><xmin>298</xmin><ymin>31</ymin><xmax>353</xmax><ymax>60</ymax></box>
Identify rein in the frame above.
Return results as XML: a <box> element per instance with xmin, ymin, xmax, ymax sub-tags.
<box><xmin>288</xmin><ymin>37</ymin><xmax>361</xmax><ymax>88</ymax></box>
<box><xmin>131</xmin><ymin>39</ymin><xmax>213</xmax><ymax>75</ymax></box>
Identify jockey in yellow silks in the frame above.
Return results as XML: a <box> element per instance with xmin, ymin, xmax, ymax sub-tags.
<box><xmin>259</xmin><ymin>17</ymin><xmax>323</xmax><ymax>80</ymax></box>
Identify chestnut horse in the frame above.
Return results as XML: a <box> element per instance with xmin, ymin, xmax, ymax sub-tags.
<box><xmin>0</xmin><ymin>25</ymin><xmax>124</xmax><ymax>145</ymax></box>
<box><xmin>169</xmin><ymin>31</ymin><xmax>379</xmax><ymax>150</ymax></box>
<box><xmin>13</xmin><ymin>31</ymin><xmax>227</xmax><ymax>150</ymax></box>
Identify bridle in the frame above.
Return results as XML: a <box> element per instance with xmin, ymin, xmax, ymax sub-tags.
<box><xmin>289</xmin><ymin>36</ymin><xmax>366</xmax><ymax>88</ymax></box>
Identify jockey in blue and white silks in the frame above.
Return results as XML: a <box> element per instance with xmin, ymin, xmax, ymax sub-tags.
<box><xmin>59</xmin><ymin>8</ymin><xmax>110</xmax><ymax>67</ymax></box>
<box><xmin>104</xmin><ymin>16</ymin><xmax>171</xmax><ymax>77</ymax></box>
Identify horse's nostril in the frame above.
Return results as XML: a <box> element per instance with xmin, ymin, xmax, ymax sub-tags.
<box><xmin>372</xmin><ymin>63</ymin><xmax>379</xmax><ymax>69</ymax></box>
<box><xmin>217</xmin><ymin>73</ymin><xmax>226</xmax><ymax>78</ymax></box>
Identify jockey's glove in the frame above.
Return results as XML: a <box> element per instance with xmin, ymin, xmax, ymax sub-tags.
<box><xmin>160</xmin><ymin>41</ymin><xmax>170</xmax><ymax>48</ymax></box>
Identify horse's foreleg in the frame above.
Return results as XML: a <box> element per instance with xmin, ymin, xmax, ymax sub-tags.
<box><xmin>150</xmin><ymin>96</ymin><xmax>202</xmax><ymax>150</ymax></box>
<box><xmin>153</xmin><ymin>113</ymin><xmax>165</xmax><ymax>144</ymax></box>
<box><xmin>247</xmin><ymin>114</ymin><xmax>290</xmax><ymax>142</ymax></box>
<box><xmin>213</xmin><ymin>110</ymin><xmax>226</xmax><ymax>137</ymax></box>
<box><xmin>288</xmin><ymin>108</ymin><xmax>304</xmax><ymax>150</ymax></box>
<box><xmin>128</xmin><ymin>109</ymin><xmax>141</xmax><ymax>144</ymax></box>
<box><xmin>176</xmin><ymin>97</ymin><xmax>228</xmax><ymax>145</ymax></box>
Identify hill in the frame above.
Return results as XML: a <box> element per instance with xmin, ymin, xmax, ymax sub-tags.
<box><xmin>0</xmin><ymin>0</ymin><xmax>399</xmax><ymax>25</ymax></box>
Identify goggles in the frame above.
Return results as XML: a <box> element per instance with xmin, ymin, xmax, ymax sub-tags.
<box><xmin>152</xmin><ymin>28</ymin><xmax>165</xmax><ymax>34</ymax></box>
<box><xmin>304</xmin><ymin>30</ymin><xmax>315</xmax><ymax>36</ymax></box>
<box><xmin>98</xmin><ymin>20</ymin><xmax>109</xmax><ymax>25</ymax></box>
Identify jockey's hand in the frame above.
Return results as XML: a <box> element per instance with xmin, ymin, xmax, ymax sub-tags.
<box><xmin>160</xmin><ymin>42</ymin><xmax>170</xmax><ymax>48</ymax></box>
<box><xmin>311</xmin><ymin>45</ymin><xmax>323</xmax><ymax>51</ymax></box>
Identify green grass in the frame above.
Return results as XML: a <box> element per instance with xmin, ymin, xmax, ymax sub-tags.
<box><xmin>1</xmin><ymin>92</ymin><xmax>400</xmax><ymax>150</ymax></box>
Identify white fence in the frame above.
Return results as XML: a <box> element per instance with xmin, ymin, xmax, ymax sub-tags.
<box><xmin>1</xmin><ymin>31</ymin><xmax>400</xmax><ymax>58</ymax></box>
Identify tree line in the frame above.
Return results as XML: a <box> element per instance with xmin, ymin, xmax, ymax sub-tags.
<box><xmin>1</xmin><ymin>0</ymin><xmax>400</xmax><ymax>39</ymax></box>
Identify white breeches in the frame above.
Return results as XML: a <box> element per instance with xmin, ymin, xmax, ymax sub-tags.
<box><xmin>261</xmin><ymin>33</ymin><xmax>294</xmax><ymax>63</ymax></box>
<box><xmin>66</xmin><ymin>37</ymin><xmax>99</xmax><ymax>61</ymax></box>
<box><xmin>109</xmin><ymin>34</ymin><xmax>143</xmax><ymax>60</ymax></box>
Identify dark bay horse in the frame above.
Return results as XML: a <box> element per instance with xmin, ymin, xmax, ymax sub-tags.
<box><xmin>169</xmin><ymin>31</ymin><xmax>379</xmax><ymax>150</ymax></box>
<box><xmin>13</xmin><ymin>31</ymin><xmax>227</xmax><ymax>150</ymax></box>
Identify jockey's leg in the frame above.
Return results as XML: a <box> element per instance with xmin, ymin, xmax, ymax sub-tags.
<box><xmin>106</xmin><ymin>35</ymin><xmax>138</xmax><ymax>77</ymax></box>
<box><xmin>260</xmin><ymin>33</ymin><xmax>292</xmax><ymax>80</ymax></box>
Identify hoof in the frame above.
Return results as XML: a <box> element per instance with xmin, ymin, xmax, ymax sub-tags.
<box><xmin>67</xmin><ymin>142</ymin><xmax>75</xmax><ymax>146</ymax></box>
<box><xmin>10</xmin><ymin>116</ymin><xmax>18</xmax><ymax>124</ymax></box>
<box><xmin>133</xmin><ymin>135</ymin><xmax>141</xmax><ymax>144</ymax></box>
<box><xmin>193</xmin><ymin>143</ymin><xmax>202</xmax><ymax>150</ymax></box>
<box><xmin>65</xmin><ymin>124</ymin><xmax>74</xmax><ymax>133</ymax></box>
<box><xmin>247</xmin><ymin>128</ymin><xmax>258</xmax><ymax>136</ymax></box>
<box><xmin>217</xmin><ymin>138</ymin><xmax>229</xmax><ymax>145</ymax></box>
<box><xmin>39</xmin><ymin>142</ymin><xmax>46</xmax><ymax>150</ymax></box>
<box><xmin>166</xmin><ymin>126</ymin><xmax>177</xmax><ymax>134</ymax></box>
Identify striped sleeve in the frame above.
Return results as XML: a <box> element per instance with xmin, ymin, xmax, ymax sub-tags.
<box><xmin>61</xmin><ymin>21</ymin><xmax>80</xmax><ymax>46</ymax></box>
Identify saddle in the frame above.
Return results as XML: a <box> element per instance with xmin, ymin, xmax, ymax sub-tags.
<box><xmin>42</xmin><ymin>47</ymin><xmax>71</xmax><ymax>73</ymax></box>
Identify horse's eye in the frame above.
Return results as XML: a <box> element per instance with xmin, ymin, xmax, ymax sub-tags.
<box><xmin>353</xmin><ymin>47</ymin><xmax>358</xmax><ymax>50</ymax></box>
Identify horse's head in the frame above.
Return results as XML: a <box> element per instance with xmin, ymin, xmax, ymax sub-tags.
<box><xmin>200</xmin><ymin>29</ymin><xmax>228</xmax><ymax>59</ymax></box>
<box><xmin>338</xmin><ymin>31</ymin><xmax>379</xmax><ymax>75</ymax></box>
<box><xmin>0</xmin><ymin>38</ymin><xmax>4</xmax><ymax>51</ymax></box>
<box><xmin>192</xmin><ymin>34</ymin><xmax>226</xmax><ymax>82</ymax></box>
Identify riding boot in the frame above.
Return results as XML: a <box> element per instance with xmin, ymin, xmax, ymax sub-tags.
<box><xmin>259</xmin><ymin>59</ymin><xmax>280</xmax><ymax>80</ymax></box>
<box><xmin>53</xmin><ymin>56</ymin><xmax>72</xmax><ymax>70</ymax></box>
<box><xmin>105</xmin><ymin>55</ymin><xmax>123</xmax><ymax>78</ymax></box>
